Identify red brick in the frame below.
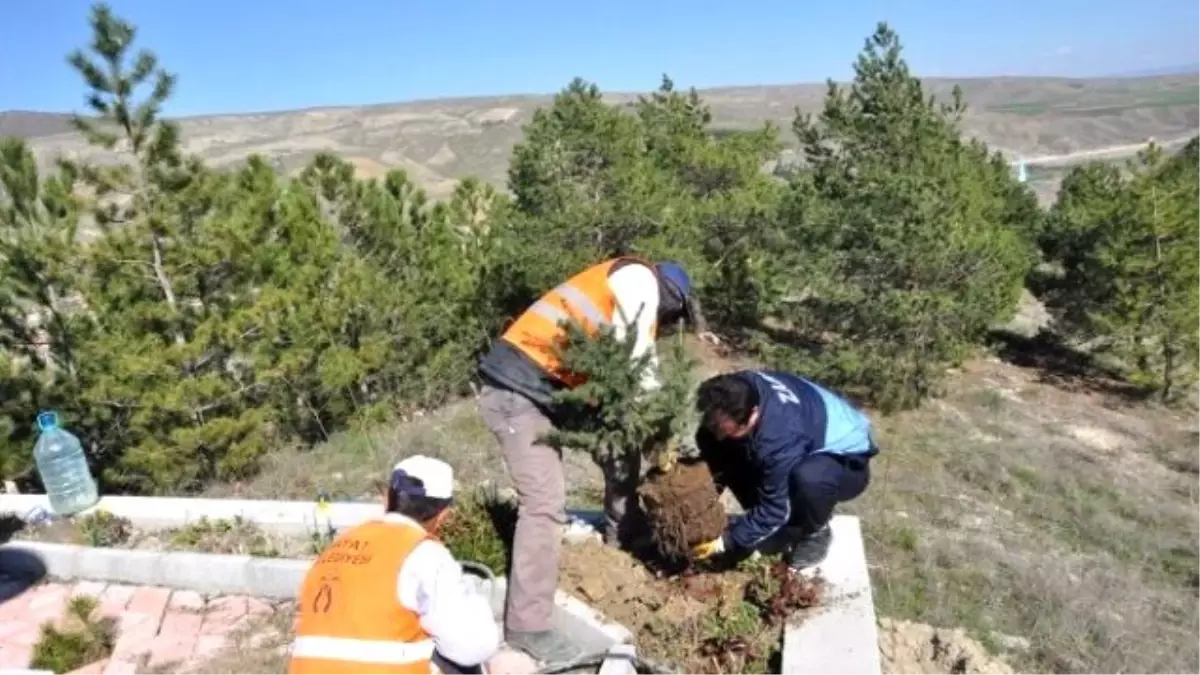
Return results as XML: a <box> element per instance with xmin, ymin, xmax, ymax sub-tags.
<box><xmin>101</xmin><ymin>657</ymin><xmax>140</xmax><ymax>675</ymax></box>
<box><xmin>3</xmin><ymin>619</ymin><xmax>47</xmax><ymax>647</ymax></box>
<box><xmin>147</xmin><ymin>635</ymin><xmax>198</xmax><ymax>669</ymax></box>
<box><xmin>98</xmin><ymin>584</ymin><xmax>136</xmax><ymax>617</ymax></box>
<box><xmin>126</xmin><ymin>585</ymin><xmax>171</xmax><ymax>621</ymax></box>
<box><xmin>0</xmin><ymin>643</ymin><xmax>32</xmax><ymax>669</ymax></box>
<box><xmin>201</xmin><ymin>595</ymin><xmax>248</xmax><ymax>634</ymax></box>
<box><xmin>159</xmin><ymin>609</ymin><xmax>204</xmax><ymax>638</ymax></box>
<box><xmin>192</xmin><ymin>633</ymin><xmax>229</xmax><ymax>660</ymax></box>
<box><xmin>70</xmin><ymin>580</ymin><xmax>109</xmax><ymax>599</ymax></box>
<box><xmin>246</xmin><ymin>596</ymin><xmax>274</xmax><ymax>616</ymax></box>
<box><xmin>68</xmin><ymin>657</ymin><xmax>110</xmax><ymax>674</ymax></box>
<box><xmin>0</xmin><ymin>587</ymin><xmax>33</xmax><ymax>621</ymax></box>
<box><xmin>167</xmin><ymin>590</ymin><xmax>205</xmax><ymax>612</ymax></box>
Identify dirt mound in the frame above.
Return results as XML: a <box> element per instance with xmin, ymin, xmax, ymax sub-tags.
<box><xmin>560</xmin><ymin>541</ymin><xmax>811</xmax><ymax>673</ymax></box>
<box><xmin>638</xmin><ymin>462</ymin><xmax>726</xmax><ymax>563</ymax></box>
<box><xmin>879</xmin><ymin>618</ymin><xmax>1014</xmax><ymax>674</ymax></box>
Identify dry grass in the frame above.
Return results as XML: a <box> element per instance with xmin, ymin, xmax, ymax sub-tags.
<box><xmin>854</xmin><ymin>358</ymin><xmax>1198</xmax><ymax>673</ymax></box>
<box><xmin>197</xmin><ymin>337</ymin><xmax>1199</xmax><ymax>674</ymax></box>
<box><xmin>202</xmin><ymin>398</ymin><xmax>608</xmax><ymax>509</ymax></box>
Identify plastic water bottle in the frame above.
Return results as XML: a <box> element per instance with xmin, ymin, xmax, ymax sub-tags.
<box><xmin>33</xmin><ymin>410</ymin><xmax>99</xmax><ymax>516</ymax></box>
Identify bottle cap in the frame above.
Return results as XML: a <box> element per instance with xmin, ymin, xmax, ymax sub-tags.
<box><xmin>36</xmin><ymin>411</ymin><xmax>59</xmax><ymax>432</ymax></box>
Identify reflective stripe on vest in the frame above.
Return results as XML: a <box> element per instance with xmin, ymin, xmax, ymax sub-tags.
<box><xmin>291</xmin><ymin>636</ymin><xmax>436</xmax><ymax>665</ymax></box>
<box><xmin>288</xmin><ymin>518</ymin><xmax>434</xmax><ymax>675</ymax></box>
<box><xmin>500</xmin><ymin>257</ymin><xmax>654</xmax><ymax>387</ymax></box>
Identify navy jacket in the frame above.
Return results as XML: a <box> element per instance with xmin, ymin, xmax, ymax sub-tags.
<box><xmin>696</xmin><ymin>370</ymin><xmax>875</xmax><ymax>550</ymax></box>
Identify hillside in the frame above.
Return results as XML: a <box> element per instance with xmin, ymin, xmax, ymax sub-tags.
<box><xmin>204</xmin><ymin>343</ymin><xmax>1198</xmax><ymax>674</ymax></box>
<box><xmin>5</xmin><ymin>74</ymin><xmax>1197</xmax><ymax>200</ymax></box>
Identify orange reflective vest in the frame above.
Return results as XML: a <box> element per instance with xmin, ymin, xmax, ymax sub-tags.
<box><xmin>288</xmin><ymin>519</ymin><xmax>436</xmax><ymax>675</ymax></box>
<box><xmin>500</xmin><ymin>257</ymin><xmax>658</xmax><ymax>388</ymax></box>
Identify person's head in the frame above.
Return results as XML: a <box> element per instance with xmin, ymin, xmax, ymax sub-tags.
<box><xmin>654</xmin><ymin>261</ymin><xmax>694</xmax><ymax>326</ymax></box>
<box><xmin>383</xmin><ymin>455</ymin><xmax>455</xmax><ymax>533</ymax></box>
<box><xmin>696</xmin><ymin>373</ymin><xmax>761</xmax><ymax>440</ymax></box>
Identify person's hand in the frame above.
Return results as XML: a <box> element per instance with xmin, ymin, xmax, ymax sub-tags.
<box><xmin>691</xmin><ymin>536</ymin><xmax>726</xmax><ymax>560</ymax></box>
<box><xmin>697</xmin><ymin>331</ymin><xmax>723</xmax><ymax>347</ymax></box>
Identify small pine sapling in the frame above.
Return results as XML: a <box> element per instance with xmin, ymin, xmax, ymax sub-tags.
<box><xmin>539</xmin><ymin>310</ymin><xmax>697</xmax><ymax>472</ymax></box>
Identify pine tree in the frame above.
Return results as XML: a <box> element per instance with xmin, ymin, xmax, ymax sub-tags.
<box><xmin>780</xmin><ymin>23</ymin><xmax>1035</xmax><ymax>410</ymax></box>
<box><xmin>541</xmin><ymin>317</ymin><xmax>698</xmax><ymax>475</ymax></box>
<box><xmin>0</xmin><ymin>139</ymin><xmax>85</xmax><ymax>478</ymax></box>
<box><xmin>1045</xmin><ymin>140</ymin><xmax>1200</xmax><ymax>400</ymax></box>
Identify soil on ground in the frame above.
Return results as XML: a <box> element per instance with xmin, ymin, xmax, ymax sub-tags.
<box><xmin>879</xmin><ymin>618</ymin><xmax>1014</xmax><ymax>675</ymax></box>
<box><xmin>560</xmin><ymin>541</ymin><xmax>822</xmax><ymax>673</ymax></box>
<box><xmin>638</xmin><ymin>462</ymin><xmax>726</xmax><ymax>564</ymax></box>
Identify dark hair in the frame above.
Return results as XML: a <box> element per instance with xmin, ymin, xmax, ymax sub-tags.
<box><xmin>696</xmin><ymin>373</ymin><xmax>759</xmax><ymax>427</ymax></box>
<box><xmin>386</xmin><ymin>477</ymin><xmax>452</xmax><ymax>523</ymax></box>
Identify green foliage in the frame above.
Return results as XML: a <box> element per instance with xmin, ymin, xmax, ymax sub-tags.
<box><xmin>76</xmin><ymin>510</ymin><xmax>132</xmax><ymax>547</ymax></box>
<box><xmin>0</xmin><ymin>4</ymin><xmax>506</xmax><ymax>489</ymax></box>
<box><xmin>4</xmin><ymin>2</ymin><xmax>1179</xmax><ymax>494</ymax></box>
<box><xmin>775</xmin><ymin>24</ymin><xmax>1036</xmax><ymax>410</ymax></box>
<box><xmin>1040</xmin><ymin>139</ymin><xmax>1200</xmax><ymax>400</ymax></box>
<box><xmin>166</xmin><ymin>516</ymin><xmax>281</xmax><ymax>557</ymax></box>
<box><xmin>30</xmin><ymin>595</ymin><xmax>116</xmax><ymax>673</ymax></box>
<box><xmin>438</xmin><ymin>487</ymin><xmax>516</xmax><ymax>574</ymax></box>
<box><xmin>540</xmin><ymin>319</ymin><xmax>697</xmax><ymax>467</ymax></box>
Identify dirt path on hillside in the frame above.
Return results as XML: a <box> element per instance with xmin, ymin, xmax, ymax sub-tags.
<box><xmin>879</xmin><ymin>618</ymin><xmax>1015</xmax><ymax>674</ymax></box>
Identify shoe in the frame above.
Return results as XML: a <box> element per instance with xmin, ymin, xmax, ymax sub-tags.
<box><xmin>505</xmin><ymin>629</ymin><xmax>583</xmax><ymax>665</ymax></box>
<box><xmin>788</xmin><ymin>524</ymin><xmax>832</xmax><ymax>570</ymax></box>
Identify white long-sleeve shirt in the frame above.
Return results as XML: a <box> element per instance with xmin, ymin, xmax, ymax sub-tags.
<box><xmin>607</xmin><ymin>262</ymin><xmax>663</xmax><ymax>392</ymax></box>
<box><xmin>387</xmin><ymin>513</ymin><xmax>502</xmax><ymax>667</ymax></box>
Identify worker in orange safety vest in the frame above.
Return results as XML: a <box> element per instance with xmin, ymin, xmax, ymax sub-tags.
<box><xmin>476</xmin><ymin>256</ymin><xmax>719</xmax><ymax>663</ymax></box>
<box><xmin>288</xmin><ymin>455</ymin><xmax>536</xmax><ymax>675</ymax></box>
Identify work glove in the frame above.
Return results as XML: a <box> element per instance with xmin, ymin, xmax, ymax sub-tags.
<box><xmin>691</xmin><ymin>535</ymin><xmax>726</xmax><ymax>560</ymax></box>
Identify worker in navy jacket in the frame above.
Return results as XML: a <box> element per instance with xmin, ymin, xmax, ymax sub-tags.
<box><xmin>689</xmin><ymin>370</ymin><xmax>878</xmax><ymax>570</ymax></box>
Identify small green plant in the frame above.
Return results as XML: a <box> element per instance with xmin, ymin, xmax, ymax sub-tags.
<box><xmin>540</xmin><ymin>317</ymin><xmax>697</xmax><ymax>469</ymax></box>
<box><xmin>167</xmin><ymin>516</ymin><xmax>281</xmax><ymax>557</ymax></box>
<box><xmin>439</xmin><ymin>486</ymin><xmax>516</xmax><ymax>574</ymax></box>
<box><xmin>30</xmin><ymin>595</ymin><xmax>116</xmax><ymax>673</ymax></box>
<box><xmin>76</xmin><ymin>511</ymin><xmax>132</xmax><ymax>547</ymax></box>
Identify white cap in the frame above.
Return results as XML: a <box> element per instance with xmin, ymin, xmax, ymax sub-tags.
<box><xmin>390</xmin><ymin>455</ymin><xmax>454</xmax><ymax>500</ymax></box>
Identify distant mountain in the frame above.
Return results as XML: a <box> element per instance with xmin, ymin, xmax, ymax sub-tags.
<box><xmin>0</xmin><ymin>111</ymin><xmax>75</xmax><ymax>139</ymax></box>
<box><xmin>1105</xmin><ymin>63</ymin><xmax>1200</xmax><ymax>77</ymax></box>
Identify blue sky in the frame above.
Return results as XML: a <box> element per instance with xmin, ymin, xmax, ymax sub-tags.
<box><xmin>2</xmin><ymin>0</ymin><xmax>1197</xmax><ymax>116</ymax></box>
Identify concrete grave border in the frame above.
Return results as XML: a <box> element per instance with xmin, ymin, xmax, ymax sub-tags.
<box><xmin>782</xmin><ymin>516</ymin><xmax>881</xmax><ymax>675</ymax></box>
<box><xmin>2</xmin><ymin>495</ymin><xmax>881</xmax><ymax>673</ymax></box>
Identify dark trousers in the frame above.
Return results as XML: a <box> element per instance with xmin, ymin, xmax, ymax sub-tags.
<box><xmin>433</xmin><ymin>652</ymin><xmax>482</xmax><ymax>674</ymax></box>
<box><xmin>756</xmin><ymin>451</ymin><xmax>872</xmax><ymax>554</ymax></box>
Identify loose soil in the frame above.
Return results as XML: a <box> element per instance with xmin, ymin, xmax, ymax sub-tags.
<box><xmin>878</xmin><ymin>618</ymin><xmax>1014</xmax><ymax>675</ymax></box>
<box><xmin>560</xmin><ymin>541</ymin><xmax>823</xmax><ymax>673</ymax></box>
<box><xmin>638</xmin><ymin>461</ymin><xmax>726</xmax><ymax>565</ymax></box>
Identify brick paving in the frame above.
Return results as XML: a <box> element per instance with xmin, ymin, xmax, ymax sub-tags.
<box><xmin>0</xmin><ymin>581</ymin><xmax>292</xmax><ymax>674</ymax></box>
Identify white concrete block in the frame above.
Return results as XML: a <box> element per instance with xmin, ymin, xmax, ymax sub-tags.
<box><xmin>245</xmin><ymin>557</ymin><xmax>311</xmax><ymax>599</ymax></box>
<box><xmin>74</xmin><ymin>547</ymin><xmax>165</xmax><ymax>586</ymax></box>
<box><xmin>782</xmin><ymin>515</ymin><xmax>881</xmax><ymax>675</ymax></box>
<box><xmin>598</xmin><ymin>643</ymin><xmax>638</xmax><ymax>675</ymax></box>
<box><xmin>0</xmin><ymin>541</ymin><xmax>79</xmax><ymax>579</ymax></box>
<box><xmin>158</xmin><ymin>551</ymin><xmax>253</xmax><ymax>595</ymax></box>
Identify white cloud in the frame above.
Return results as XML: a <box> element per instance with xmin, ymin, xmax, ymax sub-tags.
<box><xmin>1055</xmin><ymin>45</ymin><xmax>1073</xmax><ymax>56</ymax></box>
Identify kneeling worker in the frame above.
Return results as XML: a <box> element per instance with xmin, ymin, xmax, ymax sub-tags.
<box><xmin>690</xmin><ymin>370</ymin><xmax>878</xmax><ymax>570</ymax></box>
<box><xmin>289</xmin><ymin>456</ymin><xmax>534</xmax><ymax>674</ymax></box>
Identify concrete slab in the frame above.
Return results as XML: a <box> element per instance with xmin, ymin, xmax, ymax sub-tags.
<box><xmin>0</xmin><ymin>494</ymin><xmax>378</xmax><ymax>537</ymax></box>
<box><xmin>1</xmin><ymin>496</ymin><xmax>608</xmax><ymax>544</ymax></box>
<box><xmin>598</xmin><ymin>643</ymin><xmax>638</xmax><ymax>675</ymax></box>
<box><xmin>781</xmin><ymin>515</ymin><xmax>881</xmax><ymax>675</ymax></box>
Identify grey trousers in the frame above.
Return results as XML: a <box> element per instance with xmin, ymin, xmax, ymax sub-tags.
<box><xmin>478</xmin><ymin>384</ymin><xmax>639</xmax><ymax>633</ymax></box>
